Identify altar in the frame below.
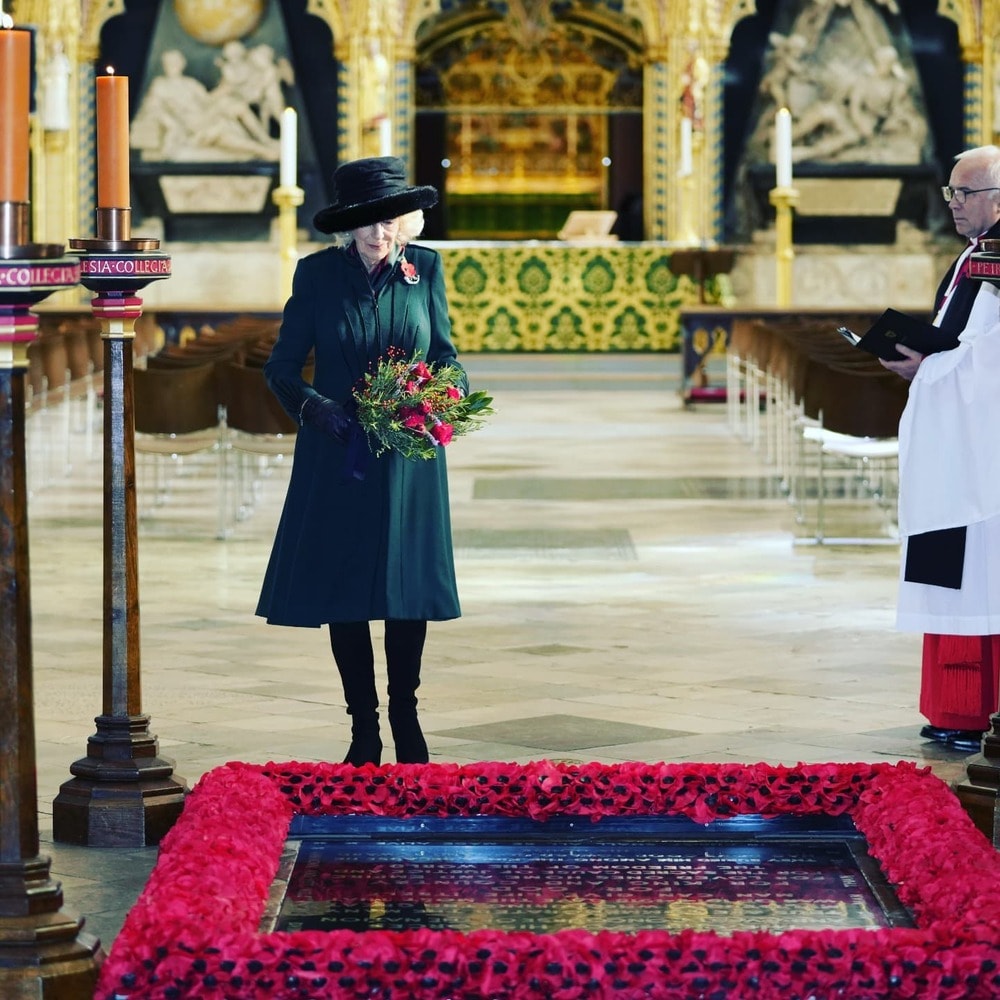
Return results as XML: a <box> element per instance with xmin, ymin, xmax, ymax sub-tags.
<box><xmin>46</xmin><ymin>235</ymin><xmax>953</xmax><ymax>360</ymax></box>
<box><xmin>115</xmin><ymin>239</ymin><xmax>734</xmax><ymax>354</ymax></box>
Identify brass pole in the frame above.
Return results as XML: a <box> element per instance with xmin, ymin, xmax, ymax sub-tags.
<box><xmin>769</xmin><ymin>186</ymin><xmax>799</xmax><ymax>308</ymax></box>
<box><xmin>273</xmin><ymin>185</ymin><xmax>305</xmax><ymax>304</ymax></box>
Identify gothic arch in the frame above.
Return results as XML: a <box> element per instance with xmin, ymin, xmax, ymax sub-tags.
<box><xmin>411</xmin><ymin>1</ymin><xmax>644</xmax><ymax>239</ymax></box>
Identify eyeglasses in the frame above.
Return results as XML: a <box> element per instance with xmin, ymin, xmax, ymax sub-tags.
<box><xmin>941</xmin><ymin>185</ymin><xmax>1000</xmax><ymax>205</ymax></box>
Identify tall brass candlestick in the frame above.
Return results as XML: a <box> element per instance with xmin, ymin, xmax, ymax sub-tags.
<box><xmin>676</xmin><ymin>174</ymin><xmax>699</xmax><ymax>247</ymax></box>
<box><xmin>273</xmin><ymin>183</ymin><xmax>304</xmax><ymax>303</ymax></box>
<box><xmin>769</xmin><ymin>185</ymin><xmax>799</xmax><ymax>308</ymax></box>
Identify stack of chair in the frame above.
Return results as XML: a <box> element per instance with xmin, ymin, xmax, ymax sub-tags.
<box><xmin>215</xmin><ymin>360</ymin><xmax>298</xmax><ymax>536</ymax></box>
<box><xmin>131</xmin><ymin>315</ymin><xmax>303</xmax><ymax>537</ymax></box>
<box><xmin>727</xmin><ymin>315</ymin><xmax>911</xmax><ymax>545</ymax></box>
<box><xmin>146</xmin><ymin>327</ymin><xmax>251</xmax><ymax>369</ymax></box>
<box><xmin>26</xmin><ymin>313</ymin><xmax>104</xmax><ymax>491</ymax></box>
<box><xmin>133</xmin><ymin>360</ymin><xmax>225</xmax><ymax>528</ymax></box>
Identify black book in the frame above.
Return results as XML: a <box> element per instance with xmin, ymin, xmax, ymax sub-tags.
<box><xmin>836</xmin><ymin>308</ymin><xmax>958</xmax><ymax>362</ymax></box>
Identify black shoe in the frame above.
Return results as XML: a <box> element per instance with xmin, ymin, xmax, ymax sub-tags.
<box><xmin>390</xmin><ymin>715</ymin><xmax>429</xmax><ymax>764</ymax></box>
<box><xmin>947</xmin><ymin>731</ymin><xmax>984</xmax><ymax>753</ymax></box>
<box><xmin>343</xmin><ymin>731</ymin><xmax>382</xmax><ymax>766</ymax></box>
<box><xmin>920</xmin><ymin>725</ymin><xmax>970</xmax><ymax>744</ymax></box>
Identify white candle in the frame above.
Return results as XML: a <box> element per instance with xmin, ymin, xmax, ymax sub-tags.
<box><xmin>41</xmin><ymin>46</ymin><xmax>71</xmax><ymax>132</ymax></box>
<box><xmin>775</xmin><ymin>107</ymin><xmax>792</xmax><ymax>188</ymax></box>
<box><xmin>379</xmin><ymin>117</ymin><xmax>392</xmax><ymax>157</ymax></box>
<box><xmin>279</xmin><ymin>107</ymin><xmax>297</xmax><ymax>187</ymax></box>
<box><xmin>679</xmin><ymin>116</ymin><xmax>692</xmax><ymax>177</ymax></box>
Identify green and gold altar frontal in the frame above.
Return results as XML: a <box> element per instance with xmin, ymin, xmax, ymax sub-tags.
<box><xmin>434</xmin><ymin>242</ymin><xmax>726</xmax><ymax>353</ymax></box>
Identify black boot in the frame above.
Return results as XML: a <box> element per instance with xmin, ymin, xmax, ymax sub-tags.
<box><xmin>330</xmin><ymin>622</ymin><xmax>382</xmax><ymax>765</ymax></box>
<box><xmin>385</xmin><ymin>619</ymin><xmax>429</xmax><ymax>763</ymax></box>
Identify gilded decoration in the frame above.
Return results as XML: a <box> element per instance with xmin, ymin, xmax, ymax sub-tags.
<box><xmin>172</xmin><ymin>0</ymin><xmax>266</xmax><ymax>45</ymax></box>
<box><xmin>417</xmin><ymin>0</ymin><xmax>642</xmax><ymax>237</ymax></box>
<box><xmin>439</xmin><ymin>244</ymin><xmax>713</xmax><ymax>352</ymax></box>
<box><xmin>51</xmin><ymin>0</ymin><xmax>1000</xmax><ymax>337</ymax></box>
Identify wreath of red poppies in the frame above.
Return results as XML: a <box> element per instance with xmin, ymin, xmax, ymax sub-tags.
<box><xmin>97</xmin><ymin>759</ymin><xmax>1000</xmax><ymax>999</ymax></box>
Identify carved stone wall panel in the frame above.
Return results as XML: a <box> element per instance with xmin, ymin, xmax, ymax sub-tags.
<box><xmin>734</xmin><ymin>248</ymin><xmax>937</xmax><ymax>312</ymax></box>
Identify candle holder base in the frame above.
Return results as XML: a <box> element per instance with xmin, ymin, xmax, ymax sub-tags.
<box><xmin>68</xmin><ymin>206</ymin><xmax>160</xmax><ymax>252</ymax></box>
<box><xmin>53</xmin><ymin>715</ymin><xmax>187</xmax><ymax>847</ymax></box>
<box><xmin>68</xmin><ymin>247</ymin><xmax>172</xmax><ymax>293</ymax></box>
<box><xmin>272</xmin><ymin>184</ymin><xmax>306</xmax><ymax>207</ymax></box>
<box><xmin>0</xmin><ymin>200</ymin><xmax>30</xmax><ymax>250</ymax></box>
<box><xmin>768</xmin><ymin>185</ymin><xmax>801</xmax><ymax>209</ymax></box>
<box><xmin>69</xmin><ymin>236</ymin><xmax>162</xmax><ymax>252</ymax></box>
<box><xmin>0</xmin><ymin>241</ymin><xmax>72</xmax><ymax>260</ymax></box>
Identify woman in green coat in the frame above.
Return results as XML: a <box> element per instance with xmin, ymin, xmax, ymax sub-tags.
<box><xmin>256</xmin><ymin>156</ymin><xmax>467</xmax><ymax>767</ymax></box>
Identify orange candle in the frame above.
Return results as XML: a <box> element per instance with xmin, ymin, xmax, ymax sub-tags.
<box><xmin>0</xmin><ymin>27</ymin><xmax>31</xmax><ymax>203</ymax></box>
<box><xmin>96</xmin><ymin>69</ymin><xmax>130</xmax><ymax>208</ymax></box>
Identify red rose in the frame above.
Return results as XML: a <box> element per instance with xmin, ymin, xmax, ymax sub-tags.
<box><xmin>431</xmin><ymin>421</ymin><xmax>454</xmax><ymax>445</ymax></box>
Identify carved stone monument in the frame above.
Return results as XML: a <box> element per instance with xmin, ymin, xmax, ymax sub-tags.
<box><xmin>734</xmin><ymin>0</ymin><xmax>936</xmax><ymax>245</ymax></box>
<box><xmin>130</xmin><ymin>40</ymin><xmax>294</xmax><ymax>238</ymax></box>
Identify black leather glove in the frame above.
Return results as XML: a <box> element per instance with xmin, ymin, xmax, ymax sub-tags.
<box><xmin>299</xmin><ymin>394</ymin><xmax>350</xmax><ymax>444</ymax></box>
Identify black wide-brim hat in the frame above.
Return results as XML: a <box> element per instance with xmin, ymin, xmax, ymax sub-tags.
<box><xmin>313</xmin><ymin>156</ymin><xmax>438</xmax><ymax>233</ymax></box>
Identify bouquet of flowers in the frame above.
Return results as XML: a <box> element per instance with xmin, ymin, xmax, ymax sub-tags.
<box><xmin>352</xmin><ymin>348</ymin><xmax>494</xmax><ymax>460</ymax></box>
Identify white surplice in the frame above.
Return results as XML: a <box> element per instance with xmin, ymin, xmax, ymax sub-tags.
<box><xmin>896</xmin><ymin>279</ymin><xmax>1000</xmax><ymax>634</ymax></box>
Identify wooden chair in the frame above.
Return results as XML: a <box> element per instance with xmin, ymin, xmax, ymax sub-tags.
<box><xmin>785</xmin><ymin>325</ymin><xmax>906</xmax><ymax>545</ymax></box>
<box><xmin>146</xmin><ymin>338</ymin><xmax>246</xmax><ymax>369</ymax></box>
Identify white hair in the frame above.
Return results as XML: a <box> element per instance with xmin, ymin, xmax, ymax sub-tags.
<box><xmin>329</xmin><ymin>209</ymin><xmax>426</xmax><ymax>250</ymax></box>
<box><xmin>396</xmin><ymin>210</ymin><xmax>426</xmax><ymax>245</ymax></box>
<box><xmin>955</xmin><ymin>145</ymin><xmax>1000</xmax><ymax>188</ymax></box>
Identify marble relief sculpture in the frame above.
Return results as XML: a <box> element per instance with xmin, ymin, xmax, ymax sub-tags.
<box><xmin>131</xmin><ymin>42</ymin><xmax>293</xmax><ymax>162</ymax></box>
<box><xmin>728</xmin><ymin>0</ymin><xmax>933</xmax><ymax>242</ymax></box>
<box><xmin>748</xmin><ymin>0</ymin><xmax>929</xmax><ymax>167</ymax></box>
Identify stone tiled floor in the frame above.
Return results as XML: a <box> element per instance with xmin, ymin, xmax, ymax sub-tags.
<box><xmin>20</xmin><ymin>354</ymin><xmax>976</xmax><ymax>956</ymax></box>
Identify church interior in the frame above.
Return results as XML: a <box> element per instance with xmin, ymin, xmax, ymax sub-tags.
<box><xmin>4</xmin><ymin>0</ymin><xmax>1000</xmax><ymax>996</ymax></box>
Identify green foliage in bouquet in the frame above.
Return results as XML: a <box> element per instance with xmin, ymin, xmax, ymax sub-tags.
<box><xmin>353</xmin><ymin>348</ymin><xmax>495</xmax><ymax>460</ymax></box>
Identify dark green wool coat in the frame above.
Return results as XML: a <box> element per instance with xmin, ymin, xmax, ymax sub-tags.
<box><xmin>256</xmin><ymin>242</ymin><xmax>467</xmax><ymax>627</ymax></box>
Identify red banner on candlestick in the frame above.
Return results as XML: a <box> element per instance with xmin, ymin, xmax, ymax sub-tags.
<box><xmin>0</xmin><ymin>27</ymin><xmax>31</xmax><ymax>203</ymax></box>
<box><xmin>96</xmin><ymin>70</ymin><xmax>130</xmax><ymax>209</ymax></box>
